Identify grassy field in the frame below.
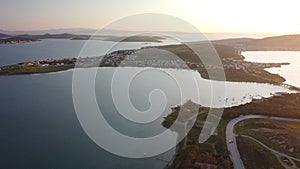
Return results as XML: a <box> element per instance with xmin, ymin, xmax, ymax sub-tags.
<box><xmin>158</xmin><ymin>42</ymin><xmax>286</xmax><ymax>84</ymax></box>
<box><xmin>236</xmin><ymin>119</ymin><xmax>300</xmax><ymax>159</ymax></box>
<box><xmin>237</xmin><ymin>136</ymin><xmax>284</xmax><ymax>169</ymax></box>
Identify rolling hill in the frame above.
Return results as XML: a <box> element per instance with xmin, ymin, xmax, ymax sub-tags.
<box><xmin>214</xmin><ymin>34</ymin><xmax>300</xmax><ymax>51</ymax></box>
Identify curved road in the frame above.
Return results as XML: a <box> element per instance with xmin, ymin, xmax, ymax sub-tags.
<box><xmin>242</xmin><ymin>135</ymin><xmax>300</xmax><ymax>162</ymax></box>
<box><xmin>226</xmin><ymin>115</ymin><xmax>300</xmax><ymax>169</ymax></box>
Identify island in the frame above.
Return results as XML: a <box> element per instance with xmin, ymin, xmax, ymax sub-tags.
<box><xmin>4</xmin><ymin>31</ymin><xmax>300</xmax><ymax>52</ymax></box>
<box><xmin>0</xmin><ymin>33</ymin><xmax>166</xmax><ymax>45</ymax></box>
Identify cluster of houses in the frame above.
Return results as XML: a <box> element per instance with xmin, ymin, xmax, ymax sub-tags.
<box><xmin>101</xmin><ymin>49</ymin><xmax>137</xmax><ymax>66</ymax></box>
<box><xmin>99</xmin><ymin>49</ymin><xmax>201</xmax><ymax>69</ymax></box>
<box><xmin>76</xmin><ymin>57</ymin><xmax>103</xmax><ymax>67</ymax></box>
<box><xmin>0</xmin><ymin>38</ymin><xmax>38</xmax><ymax>45</ymax></box>
<box><xmin>20</xmin><ymin>58</ymin><xmax>77</xmax><ymax>67</ymax></box>
<box><xmin>75</xmin><ymin>50</ymin><xmax>136</xmax><ymax>67</ymax></box>
<box><xmin>0</xmin><ymin>40</ymin><xmax>28</xmax><ymax>44</ymax></box>
<box><xmin>0</xmin><ymin>58</ymin><xmax>77</xmax><ymax>72</ymax></box>
<box><xmin>2</xmin><ymin>47</ymin><xmax>281</xmax><ymax>74</ymax></box>
<box><xmin>120</xmin><ymin>59</ymin><xmax>195</xmax><ymax>69</ymax></box>
<box><xmin>220</xmin><ymin>56</ymin><xmax>287</xmax><ymax>72</ymax></box>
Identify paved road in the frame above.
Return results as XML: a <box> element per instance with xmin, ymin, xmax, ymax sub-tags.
<box><xmin>226</xmin><ymin>115</ymin><xmax>300</xmax><ymax>169</ymax></box>
<box><xmin>242</xmin><ymin>135</ymin><xmax>300</xmax><ymax>162</ymax></box>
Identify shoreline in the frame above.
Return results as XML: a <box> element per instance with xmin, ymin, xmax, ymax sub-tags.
<box><xmin>242</xmin><ymin>50</ymin><xmax>300</xmax><ymax>89</ymax></box>
<box><xmin>0</xmin><ymin>44</ymin><xmax>293</xmax><ymax>86</ymax></box>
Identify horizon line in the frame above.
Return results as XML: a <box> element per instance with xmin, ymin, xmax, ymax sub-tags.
<box><xmin>1</xmin><ymin>27</ymin><xmax>299</xmax><ymax>35</ymax></box>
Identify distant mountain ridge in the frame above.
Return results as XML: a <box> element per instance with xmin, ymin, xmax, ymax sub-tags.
<box><xmin>0</xmin><ymin>28</ymin><xmax>96</xmax><ymax>35</ymax></box>
<box><xmin>1</xmin><ymin>28</ymin><xmax>300</xmax><ymax>50</ymax></box>
<box><xmin>0</xmin><ymin>28</ymin><xmax>277</xmax><ymax>40</ymax></box>
<box><xmin>0</xmin><ymin>33</ymin><xmax>11</xmax><ymax>38</ymax></box>
<box><xmin>0</xmin><ymin>32</ymin><xmax>166</xmax><ymax>44</ymax></box>
<box><xmin>214</xmin><ymin>34</ymin><xmax>300</xmax><ymax>51</ymax></box>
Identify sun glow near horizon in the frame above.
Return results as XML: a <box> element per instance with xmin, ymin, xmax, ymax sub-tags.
<box><xmin>1</xmin><ymin>0</ymin><xmax>300</xmax><ymax>34</ymax></box>
<box><xmin>173</xmin><ymin>0</ymin><xmax>300</xmax><ymax>34</ymax></box>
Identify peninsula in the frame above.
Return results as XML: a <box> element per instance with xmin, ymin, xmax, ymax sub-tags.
<box><xmin>162</xmin><ymin>92</ymin><xmax>300</xmax><ymax>169</ymax></box>
<box><xmin>0</xmin><ymin>42</ymin><xmax>289</xmax><ymax>86</ymax></box>
<box><xmin>3</xmin><ymin>34</ymin><xmax>300</xmax><ymax>90</ymax></box>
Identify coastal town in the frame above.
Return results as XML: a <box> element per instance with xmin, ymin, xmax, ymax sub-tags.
<box><xmin>0</xmin><ymin>39</ymin><xmax>299</xmax><ymax>169</ymax></box>
<box><xmin>0</xmin><ymin>58</ymin><xmax>76</xmax><ymax>72</ymax></box>
<box><xmin>0</xmin><ymin>37</ymin><xmax>39</xmax><ymax>44</ymax></box>
<box><xmin>0</xmin><ymin>47</ymin><xmax>289</xmax><ymax>77</ymax></box>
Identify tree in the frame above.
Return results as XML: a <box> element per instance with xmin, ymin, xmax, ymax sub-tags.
<box><xmin>223</xmin><ymin>159</ymin><xmax>231</xmax><ymax>169</ymax></box>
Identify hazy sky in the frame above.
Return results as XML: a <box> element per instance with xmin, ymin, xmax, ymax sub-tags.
<box><xmin>1</xmin><ymin>0</ymin><xmax>300</xmax><ymax>33</ymax></box>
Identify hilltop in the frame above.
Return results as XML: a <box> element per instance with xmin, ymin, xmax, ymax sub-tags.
<box><xmin>0</xmin><ymin>33</ymin><xmax>11</xmax><ymax>38</ymax></box>
<box><xmin>214</xmin><ymin>34</ymin><xmax>300</xmax><ymax>51</ymax></box>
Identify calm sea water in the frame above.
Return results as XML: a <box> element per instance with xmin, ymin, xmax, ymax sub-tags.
<box><xmin>243</xmin><ymin>51</ymin><xmax>300</xmax><ymax>88</ymax></box>
<box><xmin>0</xmin><ymin>71</ymin><xmax>178</xmax><ymax>169</ymax></box>
<box><xmin>0</xmin><ymin>39</ymin><xmax>174</xmax><ymax>66</ymax></box>
<box><xmin>0</xmin><ymin>40</ymin><xmax>295</xmax><ymax>169</ymax></box>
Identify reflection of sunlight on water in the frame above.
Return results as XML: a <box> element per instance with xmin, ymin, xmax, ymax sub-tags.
<box><xmin>76</xmin><ymin>66</ymin><xmax>296</xmax><ymax>160</ymax></box>
<box><xmin>71</xmin><ymin>66</ymin><xmax>297</xmax><ymax>164</ymax></box>
<box><xmin>94</xmin><ymin>67</ymin><xmax>295</xmax><ymax>109</ymax></box>
<box><xmin>243</xmin><ymin>51</ymin><xmax>300</xmax><ymax>88</ymax></box>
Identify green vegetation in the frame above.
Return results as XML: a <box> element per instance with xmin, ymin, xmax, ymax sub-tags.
<box><xmin>0</xmin><ymin>42</ymin><xmax>289</xmax><ymax>86</ymax></box>
<box><xmin>1</xmin><ymin>37</ymin><xmax>299</xmax><ymax>169</ymax></box>
<box><xmin>236</xmin><ymin>119</ymin><xmax>300</xmax><ymax>159</ymax></box>
<box><xmin>0</xmin><ymin>64</ymin><xmax>75</xmax><ymax>75</ymax></box>
<box><xmin>163</xmin><ymin>93</ymin><xmax>300</xmax><ymax>169</ymax></box>
<box><xmin>162</xmin><ymin>101</ymin><xmax>232</xmax><ymax>169</ymax></box>
<box><xmin>224</xmin><ymin>93</ymin><xmax>300</xmax><ymax>120</ymax></box>
<box><xmin>157</xmin><ymin>42</ymin><xmax>286</xmax><ymax>83</ymax></box>
<box><xmin>236</xmin><ymin>136</ymin><xmax>284</xmax><ymax>169</ymax></box>
<box><xmin>214</xmin><ymin>34</ymin><xmax>300</xmax><ymax>51</ymax></box>
<box><xmin>235</xmin><ymin>118</ymin><xmax>300</xmax><ymax>169</ymax></box>
<box><xmin>166</xmin><ymin>145</ymin><xmax>231</xmax><ymax>169</ymax></box>
<box><xmin>157</xmin><ymin>39</ymin><xmax>300</xmax><ymax>169</ymax></box>
<box><xmin>294</xmin><ymin>160</ymin><xmax>300</xmax><ymax>168</ymax></box>
<box><xmin>0</xmin><ymin>33</ymin><xmax>166</xmax><ymax>44</ymax></box>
